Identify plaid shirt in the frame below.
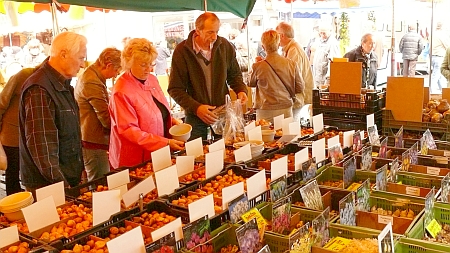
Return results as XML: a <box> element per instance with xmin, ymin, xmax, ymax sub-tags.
<box><xmin>22</xmin><ymin>67</ymin><xmax>72</xmax><ymax>185</ymax></box>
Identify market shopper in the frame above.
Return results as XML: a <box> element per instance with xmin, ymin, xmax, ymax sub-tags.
<box><xmin>313</xmin><ymin>24</ymin><xmax>341</xmax><ymax>87</ymax></box>
<box><xmin>75</xmin><ymin>48</ymin><xmax>121</xmax><ymax>181</ymax></box>
<box><xmin>276</xmin><ymin>22</ymin><xmax>313</xmax><ymax>111</ymax></box>
<box><xmin>249</xmin><ymin>30</ymin><xmax>304</xmax><ymax>122</ymax></box>
<box><xmin>19</xmin><ymin>32</ymin><xmax>87</xmax><ymax>193</ymax></box>
<box><xmin>168</xmin><ymin>12</ymin><xmax>248</xmax><ymax>141</ymax></box>
<box><xmin>343</xmin><ymin>33</ymin><xmax>378</xmax><ymax>88</ymax></box>
<box><xmin>442</xmin><ymin>47</ymin><xmax>450</xmax><ymax>85</ymax></box>
<box><xmin>23</xmin><ymin>39</ymin><xmax>47</xmax><ymax>68</ymax></box>
<box><xmin>155</xmin><ymin>41</ymin><xmax>171</xmax><ymax>75</ymax></box>
<box><xmin>0</xmin><ymin>60</ymin><xmax>47</xmax><ymax>195</ymax></box>
<box><xmin>430</xmin><ymin>22</ymin><xmax>450</xmax><ymax>93</ymax></box>
<box><xmin>399</xmin><ymin>24</ymin><xmax>423</xmax><ymax>77</ymax></box>
<box><xmin>109</xmin><ymin>38</ymin><xmax>184</xmax><ymax>169</ymax></box>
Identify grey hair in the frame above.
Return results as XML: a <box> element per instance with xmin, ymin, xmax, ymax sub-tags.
<box><xmin>195</xmin><ymin>12</ymin><xmax>220</xmax><ymax>30</ymax></box>
<box><xmin>95</xmin><ymin>47</ymin><xmax>121</xmax><ymax>69</ymax></box>
<box><xmin>361</xmin><ymin>33</ymin><xmax>373</xmax><ymax>43</ymax></box>
<box><xmin>50</xmin><ymin>32</ymin><xmax>87</xmax><ymax>57</ymax></box>
<box><xmin>276</xmin><ymin>22</ymin><xmax>294</xmax><ymax>39</ymax></box>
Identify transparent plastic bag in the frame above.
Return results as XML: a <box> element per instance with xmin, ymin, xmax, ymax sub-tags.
<box><xmin>211</xmin><ymin>95</ymin><xmax>245</xmax><ymax>145</ymax></box>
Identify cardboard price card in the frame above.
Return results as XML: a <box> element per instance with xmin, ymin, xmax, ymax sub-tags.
<box><xmin>378</xmin><ymin>223</ymin><xmax>394</xmax><ymax>253</ymax></box>
<box><xmin>312</xmin><ymin>207</ymin><xmax>330</xmax><ymax>247</ymax></box>
<box><xmin>395</xmin><ymin>126</ymin><xmax>404</xmax><ymax>148</ymax></box>
<box><xmin>236</xmin><ymin>218</ymin><xmax>264</xmax><ymax>253</ymax></box>
<box><xmin>299</xmin><ymin>180</ymin><xmax>323</xmax><ymax>210</ymax></box>
<box><xmin>360</xmin><ymin>146</ymin><xmax>372</xmax><ymax>171</ymax></box>
<box><xmin>339</xmin><ymin>192</ymin><xmax>356</xmax><ymax>226</ymax></box>
<box><xmin>424</xmin><ymin>188</ymin><xmax>436</xmax><ymax>228</ymax></box>
<box><xmin>343</xmin><ymin>156</ymin><xmax>357</xmax><ymax>189</ymax></box>
<box><xmin>301</xmin><ymin>157</ymin><xmax>317</xmax><ymax>183</ymax></box>
<box><xmin>390</xmin><ymin>158</ymin><xmax>400</xmax><ymax>183</ymax></box>
<box><xmin>426</xmin><ymin>219</ymin><xmax>443</xmax><ymax>238</ymax></box>
<box><xmin>441</xmin><ymin>173</ymin><xmax>450</xmax><ymax>203</ymax></box>
<box><xmin>271</xmin><ymin>196</ymin><xmax>292</xmax><ymax>235</ymax></box>
<box><xmin>356</xmin><ymin>179</ymin><xmax>371</xmax><ymax>212</ymax></box>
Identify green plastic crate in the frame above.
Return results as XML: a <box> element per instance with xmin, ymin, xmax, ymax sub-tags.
<box><xmin>259</xmin><ymin>204</ymin><xmax>322</xmax><ymax>253</ymax></box>
<box><xmin>405</xmin><ymin>202</ymin><xmax>450</xmax><ymax>252</ymax></box>
<box><xmin>396</xmin><ymin>237</ymin><xmax>449</xmax><ymax>253</ymax></box>
<box><xmin>316</xmin><ymin>166</ymin><xmax>377</xmax><ymax>189</ymax></box>
<box><xmin>397</xmin><ymin>171</ymin><xmax>443</xmax><ymax>189</ymax></box>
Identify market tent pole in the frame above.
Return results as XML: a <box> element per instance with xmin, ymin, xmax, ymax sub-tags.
<box><xmin>204</xmin><ymin>0</ymin><xmax>207</xmax><ymax>11</ymax></box>
<box><xmin>390</xmin><ymin>0</ymin><xmax>395</xmax><ymax>76</ymax></box>
<box><xmin>428</xmin><ymin>0</ymin><xmax>434</xmax><ymax>92</ymax></box>
<box><xmin>51</xmin><ymin>1</ymin><xmax>60</xmax><ymax>37</ymax></box>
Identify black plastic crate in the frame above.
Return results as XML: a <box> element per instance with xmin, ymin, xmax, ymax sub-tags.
<box><xmin>312</xmin><ymin>89</ymin><xmax>385</xmax><ymax>113</ymax></box>
<box><xmin>1</xmin><ymin>235</ymin><xmax>44</xmax><ymax>253</ymax></box>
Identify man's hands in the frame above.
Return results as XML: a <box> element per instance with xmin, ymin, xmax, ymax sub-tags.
<box><xmin>196</xmin><ymin>105</ymin><xmax>219</xmax><ymax>125</ymax></box>
<box><xmin>168</xmin><ymin>139</ymin><xmax>185</xmax><ymax>151</ymax></box>
<box><xmin>237</xmin><ymin>92</ymin><xmax>248</xmax><ymax>105</ymax></box>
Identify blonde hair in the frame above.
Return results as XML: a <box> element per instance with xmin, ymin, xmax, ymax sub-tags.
<box><xmin>95</xmin><ymin>47</ymin><xmax>121</xmax><ymax>69</ymax></box>
<box><xmin>50</xmin><ymin>32</ymin><xmax>87</xmax><ymax>57</ymax></box>
<box><xmin>121</xmin><ymin>38</ymin><xmax>157</xmax><ymax>71</ymax></box>
<box><xmin>261</xmin><ymin>30</ymin><xmax>280</xmax><ymax>53</ymax></box>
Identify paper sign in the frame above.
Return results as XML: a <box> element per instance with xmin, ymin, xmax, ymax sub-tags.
<box><xmin>122</xmin><ymin>175</ymin><xmax>156</xmax><ymax>208</ymax></box>
<box><xmin>295</xmin><ymin>148</ymin><xmax>309</xmax><ymax>172</ymax></box>
<box><xmin>378</xmin><ymin>215</ymin><xmax>394</xmax><ymax>225</ymax></box>
<box><xmin>274</xmin><ymin>114</ymin><xmax>284</xmax><ymax>131</ymax></box>
<box><xmin>234</xmin><ymin>143</ymin><xmax>252</xmax><ymax>163</ymax></box>
<box><xmin>188</xmin><ymin>194</ymin><xmax>215</xmax><ymax>222</ymax></box>
<box><xmin>151</xmin><ymin>146</ymin><xmax>172</xmax><ymax>172</ymax></box>
<box><xmin>289</xmin><ymin>122</ymin><xmax>300</xmax><ymax>135</ymax></box>
<box><xmin>323</xmin><ymin>236</ymin><xmax>351</xmax><ymax>251</ymax></box>
<box><xmin>246</xmin><ymin>169</ymin><xmax>267</xmax><ymax>200</ymax></box>
<box><xmin>176</xmin><ymin>156</ymin><xmax>195</xmax><ymax>177</ymax></box>
<box><xmin>0</xmin><ymin>225</ymin><xmax>19</xmax><ymax>248</ymax></box>
<box><xmin>378</xmin><ymin>223</ymin><xmax>395</xmax><ymax>253</ymax></box>
<box><xmin>151</xmin><ymin>217</ymin><xmax>183</xmax><ymax>241</ymax></box>
<box><xmin>343</xmin><ymin>130</ymin><xmax>355</xmax><ymax>148</ymax></box>
<box><xmin>93</xmin><ymin>190</ymin><xmax>121</xmax><ymax>226</ymax></box>
<box><xmin>271</xmin><ymin>156</ymin><xmax>288</xmax><ymax>181</ymax></box>
<box><xmin>107</xmin><ymin>169</ymin><xmax>130</xmax><ymax>195</ymax></box>
<box><xmin>426</xmin><ymin>219</ymin><xmax>443</xmax><ymax>238</ymax></box>
<box><xmin>427</xmin><ymin>167</ymin><xmax>441</xmax><ymax>176</ymax></box>
<box><xmin>205</xmin><ymin>149</ymin><xmax>224</xmax><ymax>179</ymax></box>
<box><xmin>313</xmin><ymin>114</ymin><xmax>324</xmax><ymax>134</ymax></box>
<box><xmin>367</xmin><ymin>114</ymin><xmax>375</xmax><ymax>129</ymax></box>
<box><xmin>209</xmin><ymin>138</ymin><xmax>225</xmax><ymax>153</ymax></box>
<box><xmin>222</xmin><ymin>182</ymin><xmax>245</xmax><ymax>209</ymax></box>
<box><xmin>107</xmin><ymin>226</ymin><xmax>146</xmax><ymax>253</ymax></box>
<box><xmin>248</xmin><ymin>126</ymin><xmax>263</xmax><ymax>142</ymax></box>
<box><xmin>244</xmin><ymin>121</ymin><xmax>256</xmax><ymax>140</ymax></box>
<box><xmin>405</xmin><ymin>186</ymin><xmax>420</xmax><ymax>196</ymax></box>
<box><xmin>155</xmin><ymin>165</ymin><xmax>179</xmax><ymax>196</ymax></box>
<box><xmin>186</xmin><ymin>137</ymin><xmax>204</xmax><ymax>158</ymax></box>
<box><xmin>22</xmin><ymin>196</ymin><xmax>59</xmax><ymax>233</ymax></box>
<box><xmin>36</xmin><ymin>181</ymin><xmax>65</xmax><ymax>206</ymax></box>
<box><xmin>282</xmin><ymin>117</ymin><xmax>294</xmax><ymax>136</ymax></box>
<box><xmin>327</xmin><ymin>135</ymin><xmax>340</xmax><ymax>149</ymax></box>
<box><xmin>312</xmin><ymin>138</ymin><xmax>326</xmax><ymax>162</ymax></box>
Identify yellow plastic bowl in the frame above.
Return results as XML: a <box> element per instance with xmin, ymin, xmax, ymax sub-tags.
<box><xmin>0</xmin><ymin>192</ymin><xmax>33</xmax><ymax>212</ymax></box>
<box><xmin>169</xmin><ymin>123</ymin><xmax>192</xmax><ymax>142</ymax></box>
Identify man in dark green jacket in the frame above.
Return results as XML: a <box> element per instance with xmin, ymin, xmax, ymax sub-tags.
<box><xmin>168</xmin><ymin>12</ymin><xmax>248</xmax><ymax>141</ymax></box>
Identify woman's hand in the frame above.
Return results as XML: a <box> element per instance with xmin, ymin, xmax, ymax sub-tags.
<box><xmin>168</xmin><ymin>139</ymin><xmax>185</xmax><ymax>151</ymax></box>
<box><xmin>171</xmin><ymin>117</ymin><xmax>183</xmax><ymax>125</ymax></box>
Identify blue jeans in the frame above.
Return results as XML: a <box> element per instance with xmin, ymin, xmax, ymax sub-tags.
<box><xmin>431</xmin><ymin>56</ymin><xmax>447</xmax><ymax>94</ymax></box>
<box><xmin>185</xmin><ymin>113</ymin><xmax>209</xmax><ymax>141</ymax></box>
<box><xmin>82</xmin><ymin>148</ymin><xmax>110</xmax><ymax>181</ymax></box>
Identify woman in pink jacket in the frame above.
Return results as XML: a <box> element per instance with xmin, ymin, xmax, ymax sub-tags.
<box><xmin>109</xmin><ymin>38</ymin><xmax>184</xmax><ymax>169</ymax></box>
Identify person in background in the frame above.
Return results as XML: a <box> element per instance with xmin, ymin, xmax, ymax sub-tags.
<box><xmin>442</xmin><ymin>47</ymin><xmax>450</xmax><ymax>86</ymax></box>
<box><xmin>19</xmin><ymin>32</ymin><xmax>87</xmax><ymax>194</ymax></box>
<box><xmin>343</xmin><ymin>33</ymin><xmax>378</xmax><ymax>88</ymax></box>
<box><xmin>75</xmin><ymin>48</ymin><xmax>121</xmax><ymax>181</ymax></box>
<box><xmin>23</xmin><ymin>39</ymin><xmax>47</xmax><ymax>68</ymax></box>
<box><xmin>0</xmin><ymin>59</ymin><xmax>47</xmax><ymax>195</ymax></box>
<box><xmin>168</xmin><ymin>12</ymin><xmax>248</xmax><ymax>141</ymax></box>
<box><xmin>399</xmin><ymin>24</ymin><xmax>423</xmax><ymax>77</ymax></box>
<box><xmin>109</xmin><ymin>38</ymin><xmax>184</xmax><ymax>169</ymax></box>
<box><xmin>249</xmin><ymin>30</ymin><xmax>304</xmax><ymax>122</ymax></box>
<box><xmin>155</xmin><ymin>41</ymin><xmax>171</xmax><ymax>75</ymax></box>
<box><xmin>306</xmin><ymin>26</ymin><xmax>319</xmax><ymax>65</ymax></box>
<box><xmin>276</xmin><ymin>22</ymin><xmax>313</xmax><ymax>109</ymax></box>
<box><xmin>313</xmin><ymin>24</ymin><xmax>341</xmax><ymax>87</ymax></box>
<box><xmin>431</xmin><ymin>22</ymin><xmax>450</xmax><ymax>93</ymax></box>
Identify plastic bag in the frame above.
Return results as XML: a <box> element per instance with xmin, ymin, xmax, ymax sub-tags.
<box><xmin>211</xmin><ymin>95</ymin><xmax>245</xmax><ymax>145</ymax></box>
<box><xmin>0</xmin><ymin>141</ymin><xmax>7</xmax><ymax>171</ymax></box>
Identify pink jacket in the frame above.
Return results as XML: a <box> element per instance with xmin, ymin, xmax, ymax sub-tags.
<box><xmin>109</xmin><ymin>71</ymin><xmax>172</xmax><ymax>169</ymax></box>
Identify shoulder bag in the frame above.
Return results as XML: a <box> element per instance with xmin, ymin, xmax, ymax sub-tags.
<box><xmin>264</xmin><ymin>60</ymin><xmax>302</xmax><ymax>108</ymax></box>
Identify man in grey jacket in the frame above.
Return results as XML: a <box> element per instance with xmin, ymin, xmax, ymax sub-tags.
<box><xmin>399</xmin><ymin>24</ymin><xmax>423</xmax><ymax>77</ymax></box>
